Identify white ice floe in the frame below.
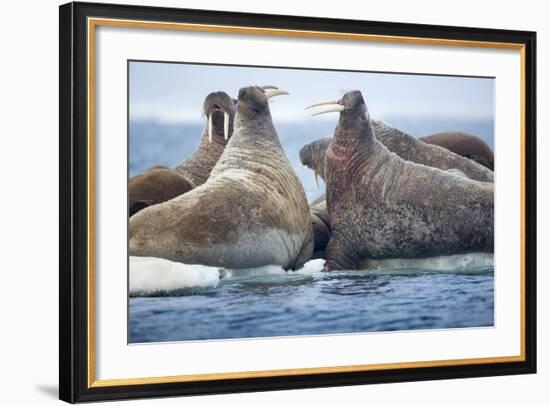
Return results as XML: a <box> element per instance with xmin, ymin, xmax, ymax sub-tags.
<box><xmin>296</xmin><ymin>258</ymin><xmax>326</xmax><ymax>274</ymax></box>
<box><xmin>222</xmin><ymin>259</ymin><xmax>326</xmax><ymax>279</ymax></box>
<box><xmin>129</xmin><ymin>257</ymin><xmax>326</xmax><ymax>296</ymax></box>
<box><xmin>129</xmin><ymin>256</ymin><xmax>221</xmax><ymax>295</ymax></box>
<box><xmin>360</xmin><ymin>252</ymin><xmax>494</xmax><ymax>271</ymax></box>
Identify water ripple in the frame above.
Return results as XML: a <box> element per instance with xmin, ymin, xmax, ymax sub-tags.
<box><xmin>129</xmin><ymin>266</ymin><xmax>494</xmax><ymax>343</ymax></box>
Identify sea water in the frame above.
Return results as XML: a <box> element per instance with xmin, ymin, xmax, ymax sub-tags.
<box><xmin>129</xmin><ymin>255</ymin><xmax>494</xmax><ymax>343</ymax></box>
<box><xmin>128</xmin><ymin>119</ymin><xmax>494</xmax><ymax>343</ymax></box>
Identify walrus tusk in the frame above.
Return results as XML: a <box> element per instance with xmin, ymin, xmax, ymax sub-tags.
<box><xmin>310</xmin><ymin>105</ymin><xmax>345</xmax><ymax>116</ymax></box>
<box><xmin>264</xmin><ymin>89</ymin><xmax>289</xmax><ymax>99</ymax></box>
<box><xmin>223</xmin><ymin>111</ymin><xmax>229</xmax><ymax>140</ymax></box>
<box><xmin>305</xmin><ymin>99</ymin><xmax>341</xmax><ymax>109</ymax></box>
<box><xmin>314</xmin><ymin>172</ymin><xmax>319</xmax><ymax>189</ymax></box>
<box><xmin>208</xmin><ymin>113</ymin><xmax>213</xmax><ymax>143</ymax></box>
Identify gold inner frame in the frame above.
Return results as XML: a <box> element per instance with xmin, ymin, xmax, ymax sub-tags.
<box><xmin>86</xmin><ymin>17</ymin><xmax>527</xmax><ymax>388</ymax></box>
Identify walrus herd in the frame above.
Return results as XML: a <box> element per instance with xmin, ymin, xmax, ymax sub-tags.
<box><xmin>129</xmin><ymin>91</ymin><xmax>237</xmax><ymax>216</ymax></box>
<box><xmin>130</xmin><ymin>86</ymin><xmax>314</xmax><ymax>269</ymax></box>
<box><xmin>129</xmin><ymin>87</ymin><xmax>494</xmax><ymax>271</ymax></box>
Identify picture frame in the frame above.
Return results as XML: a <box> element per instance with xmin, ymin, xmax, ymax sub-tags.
<box><xmin>59</xmin><ymin>1</ymin><xmax>537</xmax><ymax>403</ymax></box>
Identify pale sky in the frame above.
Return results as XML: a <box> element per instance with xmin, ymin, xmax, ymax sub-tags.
<box><xmin>129</xmin><ymin>61</ymin><xmax>494</xmax><ymax>124</ymax></box>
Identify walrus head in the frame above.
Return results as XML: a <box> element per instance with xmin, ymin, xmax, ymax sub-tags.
<box><xmin>235</xmin><ymin>85</ymin><xmax>289</xmax><ymax>120</ymax></box>
<box><xmin>299</xmin><ymin>137</ymin><xmax>331</xmax><ymax>187</ymax></box>
<box><xmin>306</xmin><ymin>90</ymin><xmax>372</xmax><ymax>142</ymax></box>
<box><xmin>306</xmin><ymin>90</ymin><xmax>367</xmax><ymax>119</ymax></box>
<box><xmin>203</xmin><ymin>91</ymin><xmax>237</xmax><ymax>143</ymax></box>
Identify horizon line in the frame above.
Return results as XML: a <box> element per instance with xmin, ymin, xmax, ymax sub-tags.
<box><xmin>129</xmin><ymin>114</ymin><xmax>495</xmax><ymax>126</ymax></box>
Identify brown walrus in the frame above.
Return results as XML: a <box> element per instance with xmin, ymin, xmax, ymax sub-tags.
<box><xmin>420</xmin><ymin>131</ymin><xmax>494</xmax><ymax>170</ymax></box>
<box><xmin>129</xmin><ymin>86</ymin><xmax>314</xmax><ymax>270</ymax></box>
<box><xmin>299</xmin><ymin>123</ymin><xmax>493</xmax><ymax>257</ymax></box>
<box><xmin>128</xmin><ymin>91</ymin><xmax>236</xmax><ymax>216</ymax></box>
<box><xmin>308</xmin><ymin>90</ymin><xmax>493</xmax><ymax>271</ymax></box>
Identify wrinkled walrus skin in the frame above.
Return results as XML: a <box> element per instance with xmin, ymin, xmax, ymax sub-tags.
<box><xmin>420</xmin><ymin>131</ymin><xmax>494</xmax><ymax>170</ymax></box>
<box><xmin>322</xmin><ymin>91</ymin><xmax>494</xmax><ymax>271</ymax></box>
<box><xmin>299</xmin><ymin>123</ymin><xmax>494</xmax><ymax>184</ymax></box>
<box><xmin>129</xmin><ymin>86</ymin><xmax>314</xmax><ymax>270</ymax></box>
<box><xmin>128</xmin><ymin>92</ymin><xmax>236</xmax><ymax>216</ymax></box>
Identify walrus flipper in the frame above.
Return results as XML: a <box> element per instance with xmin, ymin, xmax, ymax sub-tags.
<box><xmin>323</xmin><ymin>236</ymin><xmax>360</xmax><ymax>271</ymax></box>
<box><xmin>310</xmin><ymin>200</ymin><xmax>332</xmax><ymax>257</ymax></box>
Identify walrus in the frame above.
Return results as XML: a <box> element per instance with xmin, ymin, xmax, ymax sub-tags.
<box><xmin>128</xmin><ymin>91</ymin><xmax>236</xmax><ymax>216</ymax></box>
<box><xmin>307</xmin><ymin>90</ymin><xmax>494</xmax><ymax>271</ymax></box>
<box><xmin>299</xmin><ymin>126</ymin><xmax>493</xmax><ymax>185</ymax></box>
<box><xmin>299</xmin><ymin>124</ymin><xmax>493</xmax><ymax>257</ymax></box>
<box><xmin>420</xmin><ymin>131</ymin><xmax>494</xmax><ymax>170</ymax></box>
<box><xmin>129</xmin><ymin>86</ymin><xmax>314</xmax><ymax>270</ymax></box>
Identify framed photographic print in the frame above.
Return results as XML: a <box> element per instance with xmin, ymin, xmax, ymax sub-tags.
<box><xmin>59</xmin><ymin>1</ymin><xmax>537</xmax><ymax>403</ymax></box>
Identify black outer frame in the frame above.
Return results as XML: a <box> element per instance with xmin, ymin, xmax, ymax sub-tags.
<box><xmin>59</xmin><ymin>1</ymin><xmax>537</xmax><ymax>403</ymax></box>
